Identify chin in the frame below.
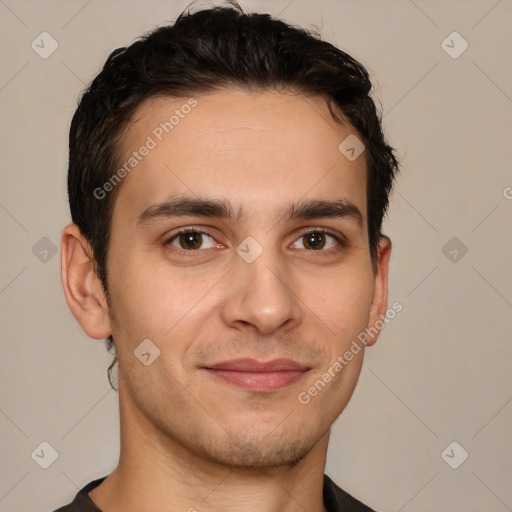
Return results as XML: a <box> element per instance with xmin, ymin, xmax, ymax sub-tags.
<box><xmin>198</xmin><ymin>427</ymin><xmax>320</xmax><ymax>469</ymax></box>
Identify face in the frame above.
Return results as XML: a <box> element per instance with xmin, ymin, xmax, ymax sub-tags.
<box><xmin>101</xmin><ymin>89</ymin><xmax>388</xmax><ymax>468</ymax></box>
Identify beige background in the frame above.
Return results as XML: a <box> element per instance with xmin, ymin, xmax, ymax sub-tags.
<box><xmin>1</xmin><ymin>0</ymin><xmax>511</xmax><ymax>511</ymax></box>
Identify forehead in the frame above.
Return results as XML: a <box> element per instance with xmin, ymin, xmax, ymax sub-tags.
<box><xmin>113</xmin><ymin>88</ymin><xmax>367</xmax><ymax>224</ymax></box>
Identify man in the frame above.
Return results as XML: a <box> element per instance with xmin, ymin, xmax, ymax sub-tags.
<box><xmin>57</xmin><ymin>1</ymin><xmax>400</xmax><ymax>511</ymax></box>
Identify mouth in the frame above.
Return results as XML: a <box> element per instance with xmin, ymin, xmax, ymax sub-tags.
<box><xmin>202</xmin><ymin>358</ymin><xmax>311</xmax><ymax>392</ymax></box>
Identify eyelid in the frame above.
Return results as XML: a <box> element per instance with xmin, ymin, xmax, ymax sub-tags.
<box><xmin>295</xmin><ymin>227</ymin><xmax>347</xmax><ymax>245</ymax></box>
<box><xmin>164</xmin><ymin>226</ymin><xmax>219</xmax><ymax>252</ymax></box>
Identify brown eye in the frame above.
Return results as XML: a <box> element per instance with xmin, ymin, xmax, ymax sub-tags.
<box><xmin>302</xmin><ymin>231</ymin><xmax>327</xmax><ymax>250</ymax></box>
<box><xmin>291</xmin><ymin>229</ymin><xmax>343</xmax><ymax>252</ymax></box>
<box><xmin>166</xmin><ymin>230</ymin><xmax>217</xmax><ymax>251</ymax></box>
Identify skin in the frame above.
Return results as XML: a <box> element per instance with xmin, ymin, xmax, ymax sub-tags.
<box><xmin>61</xmin><ymin>88</ymin><xmax>391</xmax><ymax>512</ymax></box>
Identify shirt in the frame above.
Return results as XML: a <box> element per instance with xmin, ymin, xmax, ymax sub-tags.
<box><xmin>53</xmin><ymin>473</ymin><xmax>377</xmax><ymax>511</ymax></box>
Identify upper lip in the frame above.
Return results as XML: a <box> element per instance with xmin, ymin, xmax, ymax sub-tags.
<box><xmin>205</xmin><ymin>358</ymin><xmax>311</xmax><ymax>372</ymax></box>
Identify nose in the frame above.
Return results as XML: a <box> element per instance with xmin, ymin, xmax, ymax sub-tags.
<box><xmin>220</xmin><ymin>248</ymin><xmax>302</xmax><ymax>336</ymax></box>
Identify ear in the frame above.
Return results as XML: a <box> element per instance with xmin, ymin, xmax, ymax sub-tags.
<box><xmin>365</xmin><ymin>235</ymin><xmax>392</xmax><ymax>347</ymax></box>
<box><xmin>61</xmin><ymin>223</ymin><xmax>112</xmax><ymax>339</ymax></box>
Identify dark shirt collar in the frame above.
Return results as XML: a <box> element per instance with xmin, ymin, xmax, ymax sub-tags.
<box><xmin>57</xmin><ymin>474</ymin><xmax>377</xmax><ymax>512</ymax></box>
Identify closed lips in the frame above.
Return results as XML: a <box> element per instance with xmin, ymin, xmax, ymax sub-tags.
<box><xmin>202</xmin><ymin>358</ymin><xmax>312</xmax><ymax>391</ymax></box>
<box><xmin>205</xmin><ymin>358</ymin><xmax>311</xmax><ymax>372</ymax></box>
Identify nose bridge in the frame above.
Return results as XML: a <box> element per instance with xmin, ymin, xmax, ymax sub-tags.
<box><xmin>222</xmin><ymin>239</ymin><xmax>301</xmax><ymax>334</ymax></box>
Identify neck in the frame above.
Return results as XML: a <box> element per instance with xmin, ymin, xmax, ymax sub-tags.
<box><xmin>89</xmin><ymin>384</ymin><xmax>330</xmax><ymax>512</ymax></box>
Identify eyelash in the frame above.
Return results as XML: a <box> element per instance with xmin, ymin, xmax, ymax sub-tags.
<box><xmin>164</xmin><ymin>227</ymin><xmax>346</xmax><ymax>256</ymax></box>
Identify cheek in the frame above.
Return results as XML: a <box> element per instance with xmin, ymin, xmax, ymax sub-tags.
<box><xmin>106</xmin><ymin>249</ymin><xmax>166</xmax><ymax>337</ymax></box>
<box><xmin>106</xmin><ymin>248</ymin><xmax>211</xmax><ymax>343</ymax></box>
<box><xmin>309</xmin><ymin>266</ymin><xmax>374</xmax><ymax>342</ymax></box>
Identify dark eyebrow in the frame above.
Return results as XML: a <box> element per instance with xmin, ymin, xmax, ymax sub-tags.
<box><xmin>136</xmin><ymin>195</ymin><xmax>364</xmax><ymax>227</ymax></box>
<box><xmin>283</xmin><ymin>198</ymin><xmax>363</xmax><ymax>226</ymax></box>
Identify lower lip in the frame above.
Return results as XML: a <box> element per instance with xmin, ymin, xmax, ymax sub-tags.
<box><xmin>204</xmin><ymin>369</ymin><xmax>308</xmax><ymax>391</ymax></box>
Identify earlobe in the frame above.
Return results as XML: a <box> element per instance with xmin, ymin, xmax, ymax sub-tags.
<box><xmin>61</xmin><ymin>223</ymin><xmax>112</xmax><ymax>340</ymax></box>
<box><xmin>365</xmin><ymin>235</ymin><xmax>392</xmax><ymax>347</ymax></box>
